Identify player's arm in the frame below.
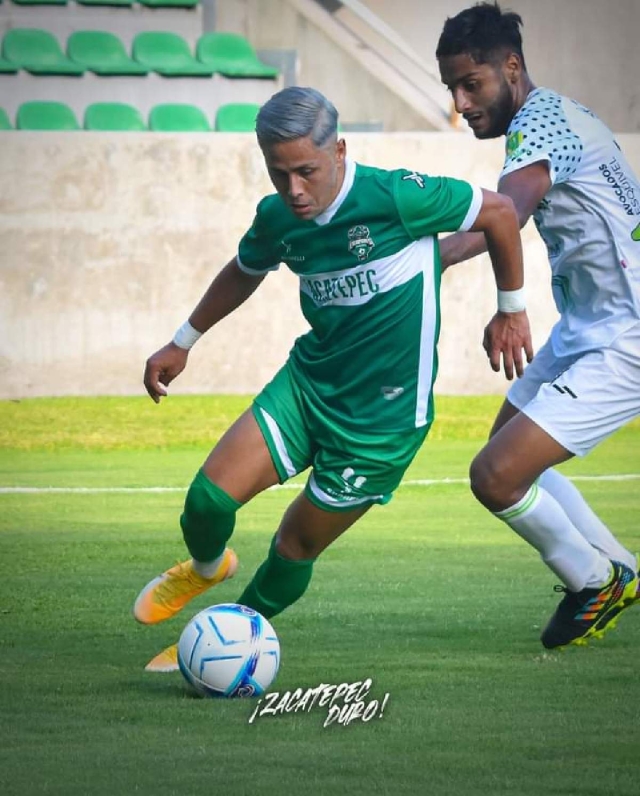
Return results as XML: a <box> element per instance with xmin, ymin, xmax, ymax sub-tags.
<box><xmin>467</xmin><ymin>187</ymin><xmax>534</xmax><ymax>379</ymax></box>
<box><xmin>144</xmin><ymin>258</ymin><xmax>266</xmax><ymax>403</ymax></box>
<box><xmin>438</xmin><ymin>161</ymin><xmax>552</xmax><ymax>268</ymax></box>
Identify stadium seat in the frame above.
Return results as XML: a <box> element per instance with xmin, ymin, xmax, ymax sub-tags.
<box><xmin>196</xmin><ymin>32</ymin><xmax>279</xmax><ymax>78</ymax></box>
<box><xmin>132</xmin><ymin>33</ymin><xmax>214</xmax><ymax>77</ymax></box>
<box><xmin>0</xmin><ymin>107</ymin><xmax>13</xmax><ymax>129</ymax></box>
<box><xmin>84</xmin><ymin>102</ymin><xmax>147</xmax><ymax>131</ymax></box>
<box><xmin>12</xmin><ymin>0</ymin><xmax>67</xmax><ymax>5</ymax></box>
<box><xmin>138</xmin><ymin>0</ymin><xmax>199</xmax><ymax>7</ymax></box>
<box><xmin>0</xmin><ymin>56</ymin><xmax>18</xmax><ymax>74</ymax></box>
<box><xmin>67</xmin><ymin>31</ymin><xmax>149</xmax><ymax>75</ymax></box>
<box><xmin>149</xmin><ymin>103</ymin><xmax>211</xmax><ymax>132</ymax></box>
<box><xmin>76</xmin><ymin>0</ymin><xmax>133</xmax><ymax>5</ymax></box>
<box><xmin>16</xmin><ymin>101</ymin><xmax>80</xmax><ymax>130</ymax></box>
<box><xmin>214</xmin><ymin>102</ymin><xmax>260</xmax><ymax>132</ymax></box>
<box><xmin>3</xmin><ymin>29</ymin><xmax>85</xmax><ymax>75</ymax></box>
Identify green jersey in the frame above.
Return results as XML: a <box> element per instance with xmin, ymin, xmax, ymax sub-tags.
<box><xmin>238</xmin><ymin>158</ymin><xmax>480</xmax><ymax>433</ymax></box>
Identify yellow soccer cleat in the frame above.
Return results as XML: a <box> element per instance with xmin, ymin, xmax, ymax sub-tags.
<box><xmin>145</xmin><ymin>643</ymin><xmax>179</xmax><ymax>673</ymax></box>
<box><xmin>133</xmin><ymin>548</ymin><xmax>238</xmax><ymax>625</ymax></box>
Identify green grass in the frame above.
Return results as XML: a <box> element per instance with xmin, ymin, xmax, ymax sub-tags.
<box><xmin>1</xmin><ymin>397</ymin><xmax>639</xmax><ymax>796</ymax></box>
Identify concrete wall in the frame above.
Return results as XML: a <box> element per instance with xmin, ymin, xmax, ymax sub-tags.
<box><xmin>211</xmin><ymin>0</ymin><xmax>436</xmax><ymax>131</ymax></box>
<box><xmin>363</xmin><ymin>0</ymin><xmax>640</xmax><ymax>134</ymax></box>
<box><xmin>216</xmin><ymin>0</ymin><xmax>640</xmax><ymax>133</ymax></box>
<box><xmin>1</xmin><ymin>131</ymin><xmax>639</xmax><ymax>399</ymax></box>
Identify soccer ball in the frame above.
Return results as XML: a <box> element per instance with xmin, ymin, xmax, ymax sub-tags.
<box><xmin>177</xmin><ymin>603</ymin><xmax>280</xmax><ymax>698</ymax></box>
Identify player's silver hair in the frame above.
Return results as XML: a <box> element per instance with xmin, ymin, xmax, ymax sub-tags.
<box><xmin>256</xmin><ymin>87</ymin><xmax>339</xmax><ymax>149</ymax></box>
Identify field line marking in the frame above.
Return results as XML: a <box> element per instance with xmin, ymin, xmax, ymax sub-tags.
<box><xmin>1</xmin><ymin>473</ymin><xmax>639</xmax><ymax>494</ymax></box>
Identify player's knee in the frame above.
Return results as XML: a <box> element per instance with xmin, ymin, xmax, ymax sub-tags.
<box><xmin>274</xmin><ymin>532</ymin><xmax>319</xmax><ymax>562</ymax></box>
<box><xmin>180</xmin><ymin>470</ymin><xmax>240</xmax><ymax>541</ymax></box>
<box><xmin>469</xmin><ymin>452</ymin><xmax>509</xmax><ymax>509</ymax></box>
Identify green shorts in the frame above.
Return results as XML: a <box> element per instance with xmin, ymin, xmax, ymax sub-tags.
<box><xmin>252</xmin><ymin>362</ymin><xmax>429</xmax><ymax>512</ymax></box>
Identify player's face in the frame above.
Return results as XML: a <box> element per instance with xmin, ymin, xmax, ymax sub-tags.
<box><xmin>439</xmin><ymin>53</ymin><xmax>517</xmax><ymax>139</ymax></box>
<box><xmin>261</xmin><ymin>135</ymin><xmax>346</xmax><ymax>220</ymax></box>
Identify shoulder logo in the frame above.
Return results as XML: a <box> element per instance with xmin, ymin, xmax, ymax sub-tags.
<box><xmin>348</xmin><ymin>225</ymin><xmax>375</xmax><ymax>262</ymax></box>
<box><xmin>506</xmin><ymin>130</ymin><xmax>524</xmax><ymax>158</ymax></box>
<box><xmin>402</xmin><ymin>171</ymin><xmax>425</xmax><ymax>188</ymax></box>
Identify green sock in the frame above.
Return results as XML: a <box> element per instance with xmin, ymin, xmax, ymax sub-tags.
<box><xmin>236</xmin><ymin>536</ymin><xmax>315</xmax><ymax>619</ymax></box>
<box><xmin>180</xmin><ymin>469</ymin><xmax>241</xmax><ymax>563</ymax></box>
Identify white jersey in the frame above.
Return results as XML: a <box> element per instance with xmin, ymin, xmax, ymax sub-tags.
<box><xmin>500</xmin><ymin>87</ymin><xmax>640</xmax><ymax>356</ymax></box>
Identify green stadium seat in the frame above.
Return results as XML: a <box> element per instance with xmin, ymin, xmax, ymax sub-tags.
<box><xmin>149</xmin><ymin>103</ymin><xmax>211</xmax><ymax>132</ymax></box>
<box><xmin>0</xmin><ymin>57</ymin><xmax>18</xmax><ymax>74</ymax></box>
<box><xmin>138</xmin><ymin>0</ymin><xmax>199</xmax><ymax>7</ymax></box>
<box><xmin>214</xmin><ymin>102</ymin><xmax>260</xmax><ymax>132</ymax></box>
<box><xmin>12</xmin><ymin>0</ymin><xmax>67</xmax><ymax>5</ymax></box>
<box><xmin>76</xmin><ymin>0</ymin><xmax>133</xmax><ymax>5</ymax></box>
<box><xmin>132</xmin><ymin>33</ymin><xmax>214</xmax><ymax>77</ymax></box>
<box><xmin>16</xmin><ymin>101</ymin><xmax>80</xmax><ymax>130</ymax></box>
<box><xmin>3</xmin><ymin>29</ymin><xmax>85</xmax><ymax>75</ymax></box>
<box><xmin>84</xmin><ymin>102</ymin><xmax>146</xmax><ymax>131</ymax></box>
<box><xmin>0</xmin><ymin>107</ymin><xmax>13</xmax><ymax>130</ymax></box>
<box><xmin>196</xmin><ymin>32</ymin><xmax>279</xmax><ymax>78</ymax></box>
<box><xmin>67</xmin><ymin>31</ymin><xmax>148</xmax><ymax>75</ymax></box>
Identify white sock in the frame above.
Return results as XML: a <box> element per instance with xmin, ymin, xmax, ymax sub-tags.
<box><xmin>495</xmin><ymin>484</ymin><xmax>612</xmax><ymax>591</ymax></box>
<box><xmin>539</xmin><ymin>469</ymin><xmax>636</xmax><ymax>570</ymax></box>
<box><xmin>192</xmin><ymin>552</ymin><xmax>225</xmax><ymax>579</ymax></box>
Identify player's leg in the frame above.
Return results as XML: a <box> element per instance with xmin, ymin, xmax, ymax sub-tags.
<box><xmin>237</xmin><ymin>494</ymin><xmax>370</xmax><ymax>619</ymax></box>
<box><xmin>134</xmin><ymin>408</ymin><xmax>282</xmax><ymax>625</ymax></box>
<box><xmin>237</xmin><ymin>421</ymin><xmax>429</xmax><ymax>619</ymax></box>
<box><xmin>493</xmin><ymin>358</ymin><xmax>637</xmax><ymax>569</ymax></box>
<box><xmin>471</xmin><ymin>412</ymin><xmax>614</xmax><ymax>589</ymax></box>
<box><xmin>471</xmin><ymin>333</ymin><xmax>640</xmax><ymax>647</ymax></box>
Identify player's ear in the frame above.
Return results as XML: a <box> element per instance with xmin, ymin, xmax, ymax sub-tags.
<box><xmin>504</xmin><ymin>52</ymin><xmax>522</xmax><ymax>84</ymax></box>
<box><xmin>336</xmin><ymin>137</ymin><xmax>347</xmax><ymax>163</ymax></box>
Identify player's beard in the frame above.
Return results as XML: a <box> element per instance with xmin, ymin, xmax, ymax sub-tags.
<box><xmin>474</xmin><ymin>77</ymin><xmax>515</xmax><ymax>139</ymax></box>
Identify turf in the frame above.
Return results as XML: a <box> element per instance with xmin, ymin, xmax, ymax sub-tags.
<box><xmin>1</xmin><ymin>396</ymin><xmax>639</xmax><ymax>796</ymax></box>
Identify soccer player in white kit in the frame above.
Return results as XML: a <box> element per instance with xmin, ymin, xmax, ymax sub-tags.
<box><xmin>437</xmin><ymin>2</ymin><xmax>640</xmax><ymax>649</ymax></box>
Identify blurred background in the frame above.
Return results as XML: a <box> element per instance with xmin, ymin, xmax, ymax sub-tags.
<box><xmin>1</xmin><ymin>0</ymin><xmax>638</xmax><ymax>399</ymax></box>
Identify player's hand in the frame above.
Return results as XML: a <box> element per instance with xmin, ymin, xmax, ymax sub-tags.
<box><xmin>482</xmin><ymin>310</ymin><xmax>534</xmax><ymax>380</ymax></box>
<box><xmin>143</xmin><ymin>343</ymin><xmax>189</xmax><ymax>403</ymax></box>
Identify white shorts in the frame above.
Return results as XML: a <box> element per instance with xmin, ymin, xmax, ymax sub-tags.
<box><xmin>507</xmin><ymin>322</ymin><xmax>640</xmax><ymax>456</ymax></box>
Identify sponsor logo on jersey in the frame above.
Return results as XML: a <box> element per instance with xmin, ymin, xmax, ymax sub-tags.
<box><xmin>348</xmin><ymin>225</ymin><xmax>375</xmax><ymax>262</ymax></box>
<box><xmin>631</xmin><ymin>221</ymin><xmax>640</xmax><ymax>242</ymax></box>
<box><xmin>280</xmin><ymin>239</ymin><xmax>305</xmax><ymax>262</ymax></box>
<box><xmin>304</xmin><ymin>266</ymin><xmax>380</xmax><ymax>305</ymax></box>
<box><xmin>599</xmin><ymin>158</ymin><xmax>640</xmax><ymax>217</ymax></box>
<box><xmin>402</xmin><ymin>171</ymin><xmax>426</xmax><ymax>188</ymax></box>
<box><xmin>505</xmin><ymin>130</ymin><xmax>532</xmax><ymax>161</ymax></box>
<box><xmin>506</xmin><ymin>130</ymin><xmax>524</xmax><ymax>157</ymax></box>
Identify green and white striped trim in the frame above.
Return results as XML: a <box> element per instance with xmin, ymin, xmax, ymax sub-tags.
<box><xmin>495</xmin><ymin>483</ymin><xmax>541</xmax><ymax>521</ymax></box>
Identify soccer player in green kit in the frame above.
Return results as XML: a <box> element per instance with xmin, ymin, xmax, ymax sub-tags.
<box><xmin>133</xmin><ymin>86</ymin><xmax>531</xmax><ymax>671</ymax></box>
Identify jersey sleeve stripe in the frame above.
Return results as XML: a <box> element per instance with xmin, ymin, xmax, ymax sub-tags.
<box><xmin>236</xmin><ymin>253</ymin><xmax>281</xmax><ymax>275</ymax></box>
<box><xmin>458</xmin><ymin>184</ymin><xmax>483</xmax><ymax>232</ymax></box>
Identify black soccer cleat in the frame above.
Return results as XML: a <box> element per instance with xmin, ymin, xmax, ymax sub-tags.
<box><xmin>541</xmin><ymin>560</ymin><xmax>639</xmax><ymax>650</ymax></box>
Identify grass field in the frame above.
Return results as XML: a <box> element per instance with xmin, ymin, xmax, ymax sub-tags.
<box><xmin>1</xmin><ymin>396</ymin><xmax>639</xmax><ymax>796</ymax></box>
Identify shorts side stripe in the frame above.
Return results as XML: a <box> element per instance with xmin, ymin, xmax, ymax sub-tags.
<box><xmin>258</xmin><ymin>407</ymin><xmax>297</xmax><ymax>478</ymax></box>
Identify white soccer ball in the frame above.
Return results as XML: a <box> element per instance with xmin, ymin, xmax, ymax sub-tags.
<box><xmin>177</xmin><ymin>603</ymin><xmax>280</xmax><ymax>698</ymax></box>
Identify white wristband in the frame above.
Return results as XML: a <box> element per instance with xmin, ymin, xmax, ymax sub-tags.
<box><xmin>497</xmin><ymin>287</ymin><xmax>526</xmax><ymax>313</ymax></box>
<box><xmin>172</xmin><ymin>320</ymin><xmax>202</xmax><ymax>350</ymax></box>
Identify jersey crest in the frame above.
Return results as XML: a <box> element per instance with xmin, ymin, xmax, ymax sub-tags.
<box><xmin>348</xmin><ymin>225</ymin><xmax>375</xmax><ymax>262</ymax></box>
